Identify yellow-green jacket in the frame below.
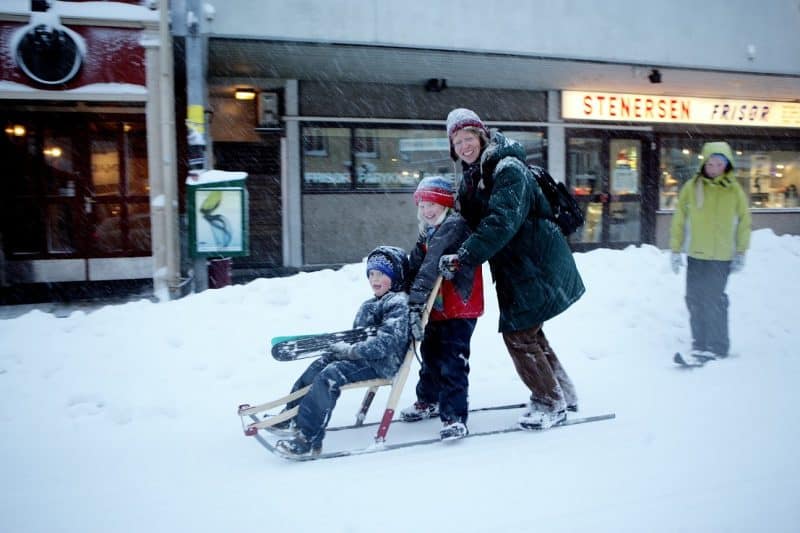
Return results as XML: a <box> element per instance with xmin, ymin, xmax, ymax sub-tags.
<box><xmin>670</xmin><ymin>141</ymin><xmax>751</xmax><ymax>260</ymax></box>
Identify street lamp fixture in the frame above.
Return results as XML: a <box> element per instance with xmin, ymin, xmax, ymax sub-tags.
<box><xmin>234</xmin><ymin>88</ymin><xmax>256</xmax><ymax>101</ymax></box>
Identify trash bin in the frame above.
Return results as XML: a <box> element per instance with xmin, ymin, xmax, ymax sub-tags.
<box><xmin>207</xmin><ymin>257</ymin><xmax>232</xmax><ymax>289</ymax></box>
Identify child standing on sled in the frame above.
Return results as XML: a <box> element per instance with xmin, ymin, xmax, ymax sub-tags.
<box><xmin>400</xmin><ymin>176</ymin><xmax>484</xmax><ymax>441</ymax></box>
<box><xmin>276</xmin><ymin>246</ymin><xmax>411</xmax><ymax>456</ymax></box>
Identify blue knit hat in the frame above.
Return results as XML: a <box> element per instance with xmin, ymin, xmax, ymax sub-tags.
<box><xmin>365</xmin><ymin>246</ymin><xmax>409</xmax><ymax>292</ymax></box>
<box><xmin>366</xmin><ymin>254</ymin><xmax>398</xmax><ymax>282</ymax></box>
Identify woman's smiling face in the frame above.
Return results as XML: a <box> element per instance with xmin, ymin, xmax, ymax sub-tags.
<box><xmin>452</xmin><ymin>129</ymin><xmax>482</xmax><ymax>164</ymax></box>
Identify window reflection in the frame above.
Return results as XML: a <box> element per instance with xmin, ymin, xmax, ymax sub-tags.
<box><xmin>302</xmin><ymin>125</ymin><xmax>545</xmax><ymax>190</ymax></box>
<box><xmin>660</xmin><ymin>138</ymin><xmax>800</xmax><ymax>209</ymax></box>
<box><xmin>90</xmin><ymin>123</ymin><xmax>120</xmax><ymax>197</ymax></box>
<box><xmin>608</xmin><ymin>202</ymin><xmax>641</xmax><ymax>242</ymax></box>
<box><xmin>2</xmin><ymin>114</ymin><xmax>150</xmax><ymax>258</ymax></box>
<box><xmin>42</xmin><ymin>127</ymin><xmax>74</xmax><ymax>197</ymax></box>
<box><xmin>354</xmin><ymin>128</ymin><xmax>452</xmax><ymax>188</ymax></box>
<box><xmin>609</xmin><ymin>139</ymin><xmax>640</xmax><ymax>194</ymax></box>
<box><xmin>302</xmin><ymin>126</ymin><xmax>350</xmax><ymax>187</ymax></box>
<box><xmin>124</xmin><ymin>122</ymin><xmax>149</xmax><ymax>195</ymax></box>
<box><xmin>568</xmin><ymin>137</ymin><xmax>602</xmax><ymax>197</ymax></box>
<box><xmin>574</xmin><ymin>203</ymin><xmax>602</xmax><ymax>243</ymax></box>
<box><xmin>46</xmin><ymin>203</ymin><xmax>75</xmax><ymax>253</ymax></box>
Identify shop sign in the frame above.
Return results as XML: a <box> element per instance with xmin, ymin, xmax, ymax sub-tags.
<box><xmin>562</xmin><ymin>90</ymin><xmax>800</xmax><ymax>128</ymax></box>
<box><xmin>0</xmin><ymin>18</ymin><xmax>146</xmax><ymax>91</ymax></box>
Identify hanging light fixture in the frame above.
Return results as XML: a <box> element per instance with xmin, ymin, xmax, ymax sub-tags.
<box><xmin>234</xmin><ymin>88</ymin><xmax>256</xmax><ymax>101</ymax></box>
<box><xmin>4</xmin><ymin>124</ymin><xmax>26</xmax><ymax>137</ymax></box>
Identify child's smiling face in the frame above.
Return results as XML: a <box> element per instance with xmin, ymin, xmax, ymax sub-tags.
<box><xmin>368</xmin><ymin>269</ymin><xmax>392</xmax><ymax>297</ymax></box>
<box><xmin>418</xmin><ymin>201</ymin><xmax>447</xmax><ymax>227</ymax></box>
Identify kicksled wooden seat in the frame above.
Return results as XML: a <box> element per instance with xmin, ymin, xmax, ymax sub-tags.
<box><xmin>237</xmin><ymin>277</ymin><xmax>442</xmax><ymax>446</ymax></box>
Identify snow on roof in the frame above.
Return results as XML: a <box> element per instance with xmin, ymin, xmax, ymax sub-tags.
<box><xmin>1</xmin><ymin>1</ymin><xmax>160</xmax><ymax>23</ymax></box>
<box><xmin>186</xmin><ymin>170</ymin><xmax>248</xmax><ymax>185</ymax></box>
<box><xmin>0</xmin><ymin>80</ymin><xmax>147</xmax><ymax>96</ymax></box>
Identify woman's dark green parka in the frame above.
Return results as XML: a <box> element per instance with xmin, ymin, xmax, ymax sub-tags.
<box><xmin>456</xmin><ymin>132</ymin><xmax>585</xmax><ymax>332</ymax></box>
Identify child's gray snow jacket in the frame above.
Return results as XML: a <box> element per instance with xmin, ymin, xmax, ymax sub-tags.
<box><xmin>351</xmin><ymin>290</ymin><xmax>410</xmax><ymax>378</ymax></box>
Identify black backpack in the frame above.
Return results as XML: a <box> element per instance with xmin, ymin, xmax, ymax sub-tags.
<box><xmin>527</xmin><ymin>165</ymin><xmax>585</xmax><ymax>236</ymax></box>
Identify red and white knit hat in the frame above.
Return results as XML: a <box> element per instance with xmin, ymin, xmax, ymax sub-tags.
<box><xmin>413</xmin><ymin>176</ymin><xmax>455</xmax><ymax>207</ymax></box>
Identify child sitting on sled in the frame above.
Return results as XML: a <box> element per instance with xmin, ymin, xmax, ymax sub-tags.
<box><xmin>275</xmin><ymin>246</ymin><xmax>411</xmax><ymax>456</ymax></box>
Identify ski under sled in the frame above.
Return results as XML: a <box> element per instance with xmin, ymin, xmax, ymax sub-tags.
<box><xmin>240</xmin><ymin>277</ymin><xmax>443</xmax><ymax>454</ymax></box>
<box><xmin>271</xmin><ymin>326</ymin><xmax>379</xmax><ymax>361</ymax></box>
<box><xmin>247</xmin><ymin>410</ymin><xmax>616</xmax><ymax>462</ymax></box>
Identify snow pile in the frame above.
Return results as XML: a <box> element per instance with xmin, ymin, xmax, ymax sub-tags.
<box><xmin>1</xmin><ymin>229</ymin><xmax>799</xmax><ymax>533</ymax></box>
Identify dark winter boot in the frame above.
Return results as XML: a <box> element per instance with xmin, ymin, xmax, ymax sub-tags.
<box><xmin>518</xmin><ymin>401</ymin><xmax>567</xmax><ymax>430</ymax></box>
<box><xmin>275</xmin><ymin>432</ymin><xmax>320</xmax><ymax>456</ymax></box>
<box><xmin>439</xmin><ymin>421</ymin><xmax>468</xmax><ymax>441</ymax></box>
<box><xmin>265</xmin><ymin>421</ymin><xmax>296</xmax><ymax>437</ymax></box>
<box><xmin>400</xmin><ymin>401</ymin><xmax>439</xmax><ymax>422</ymax></box>
<box><xmin>691</xmin><ymin>350</ymin><xmax>717</xmax><ymax>363</ymax></box>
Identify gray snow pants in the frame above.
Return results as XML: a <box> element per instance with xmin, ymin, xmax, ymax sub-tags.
<box><xmin>686</xmin><ymin>257</ymin><xmax>731</xmax><ymax>357</ymax></box>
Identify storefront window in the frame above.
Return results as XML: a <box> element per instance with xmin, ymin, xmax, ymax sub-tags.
<box><xmin>128</xmin><ymin>203</ymin><xmax>151</xmax><ymax>254</ymax></box>
<box><xmin>504</xmin><ymin>130</ymin><xmax>546</xmax><ymax>168</ymax></box>
<box><xmin>302</xmin><ymin>126</ymin><xmax>351</xmax><ymax>187</ymax></box>
<box><xmin>90</xmin><ymin>123</ymin><xmax>120</xmax><ymax>197</ymax></box>
<box><xmin>609</xmin><ymin>201</ymin><xmax>641</xmax><ymax>242</ymax></box>
<box><xmin>1</xmin><ymin>112</ymin><xmax>149</xmax><ymax>259</ymax></box>
<box><xmin>303</xmin><ymin>125</ymin><xmax>546</xmax><ymax>191</ymax></box>
<box><xmin>609</xmin><ymin>139</ymin><xmax>640</xmax><ymax>194</ymax></box>
<box><xmin>42</xmin><ymin>127</ymin><xmax>75</xmax><ymax>197</ymax></box>
<box><xmin>123</xmin><ymin>122</ymin><xmax>149</xmax><ymax>195</ymax></box>
<box><xmin>354</xmin><ymin>128</ymin><xmax>451</xmax><ymax>189</ymax></box>
<box><xmin>46</xmin><ymin>203</ymin><xmax>76</xmax><ymax>253</ymax></box>
<box><xmin>568</xmin><ymin>137</ymin><xmax>603</xmax><ymax>197</ymax></box>
<box><xmin>5</xmin><ymin>199</ymin><xmax>42</xmax><ymax>253</ymax></box>
<box><xmin>93</xmin><ymin>203</ymin><xmax>123</xmax><ymax>254</ymax></box>
<box><xmin>660</xmin><ymin>138</ymin><xmax>800</xmax><ymax>209</ymax></box>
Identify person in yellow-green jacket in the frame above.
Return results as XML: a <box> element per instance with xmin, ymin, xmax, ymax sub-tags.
<box><xmin>670</xmin><ymin>141</ymin><xmax>751</xmax><ymax>361</ymax></box>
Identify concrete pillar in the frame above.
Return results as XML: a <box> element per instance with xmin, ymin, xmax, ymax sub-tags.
<box><xmin>282</xmin><ymin>79</ymin><xmax>303</xmax><ymax>267</ymax></box>
<box><xmin>547</xmin><ymin>90</ymin><xmax>566</xmax><ymax>183</ymax></box>
<box><xmin>180</xmin><ymin>0</ymin><xmax>212</xmax><ymax>291</ymax></box>
<box><xmin>143</xmin><ymin>0</ymin><xmax>181</xmax><ymax>301</ymax></box>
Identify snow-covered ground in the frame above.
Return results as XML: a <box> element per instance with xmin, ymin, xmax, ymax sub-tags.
<box><xmin>2</xmin><ymin>229</ymin><xmax>799</xmax><ymax>533</ymax></box>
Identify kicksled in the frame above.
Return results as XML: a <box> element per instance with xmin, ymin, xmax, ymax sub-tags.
<box><xmin>238</xmin><ymin>278</ymin><xmax>442</xmax><ymax>461</ymax></box>
<box><xmin>237</xmin><ymin>276</ymin><xmax>615</xmax><ymax>461</ymax></box>
<box><xmin>240</xmin><ymin>402</ymin><xmax>616</xmax><ymax>462</ymax></box>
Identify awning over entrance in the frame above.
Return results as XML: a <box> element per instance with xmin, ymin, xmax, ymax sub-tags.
<box><xmin>208</xmin><ymin>39</ymin><xmax>800</xmax><ymax>101</ymax></box>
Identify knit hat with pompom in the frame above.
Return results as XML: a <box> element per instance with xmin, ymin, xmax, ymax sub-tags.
<box><xmin>365</xmin><ymin>246</ymin><xmax>409</xmax><ymax>292</ymax></box>
<box><xmin>446</xmin><ymin>108</ymin><xmax>489</xmax><ymax>139</ymax></box>
<box><xmin>446</xmin><ymin>108</ymin><xmax>490</xmax><ymax>161</ymax></box>
<box><xmin>413</xmin><ymin>176</ymin><xmax>455</xmax><ymax>207</ymax></box>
